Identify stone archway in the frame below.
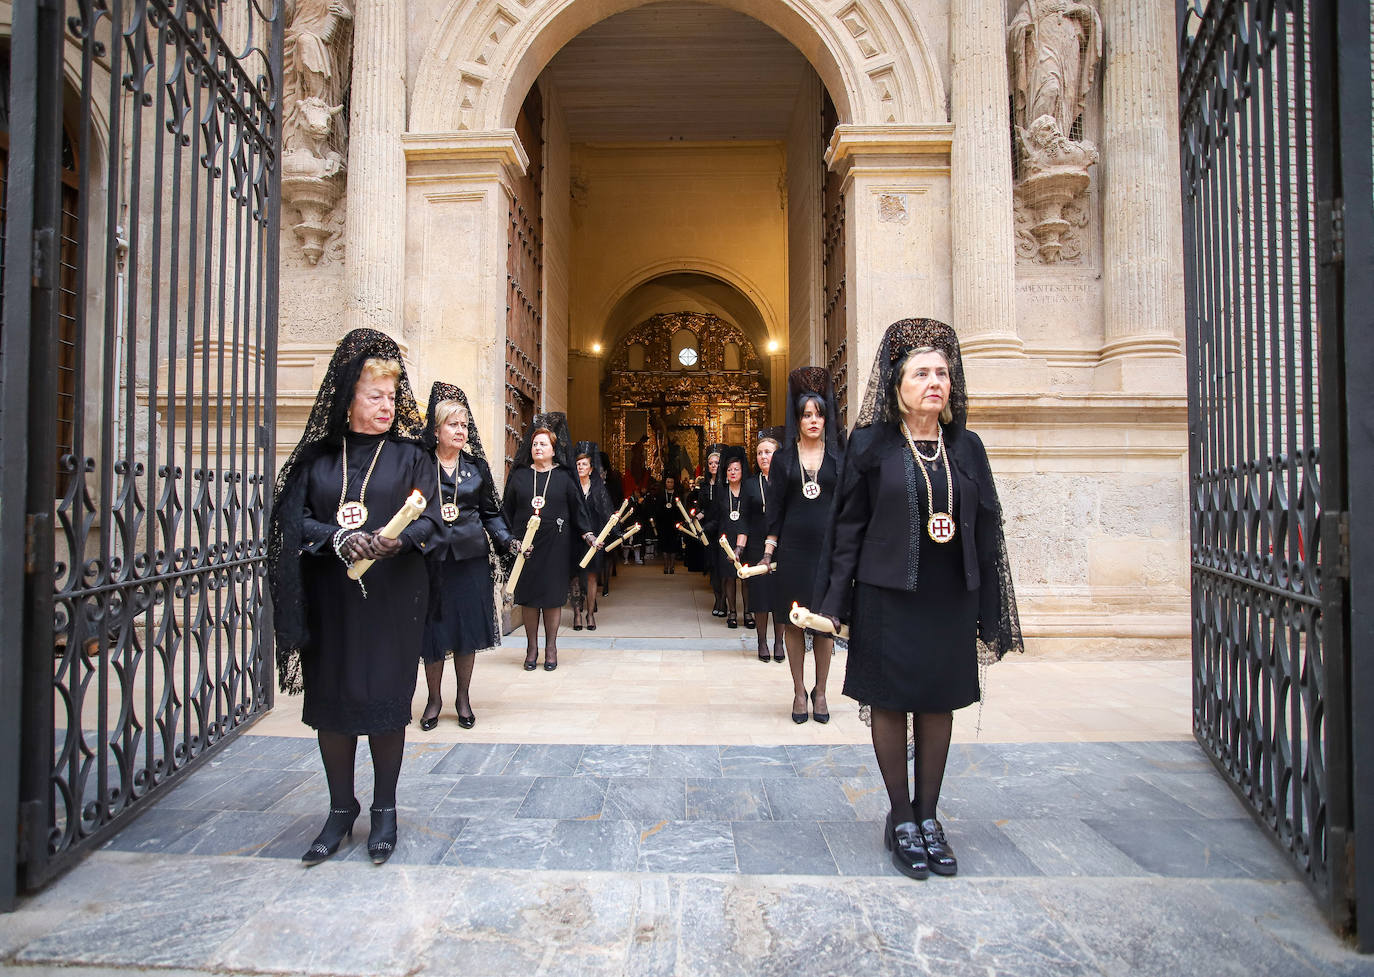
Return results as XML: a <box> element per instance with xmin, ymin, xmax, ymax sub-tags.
<box><xmin>412</xmin><ymin>0</ymin><xmax>946</xmax><ymax>133</ymax></box>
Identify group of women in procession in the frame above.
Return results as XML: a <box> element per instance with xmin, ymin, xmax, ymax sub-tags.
<box><xmin>267</xmin><ymin>317</ymin><xmax>1022</xmax><ymax>881</ymax></box>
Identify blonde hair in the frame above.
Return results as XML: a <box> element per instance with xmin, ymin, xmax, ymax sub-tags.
<box><xmin>359</xmin><ymin>357</ymin><xmax>402</xmax><ymax>384</ymax></box>
<box><xmin>433</xmin><ymin>399</ymin><xmax>469</xmax><ymax>430</ymax></box>
<box><xmin>896</xmin><ymin>347</ymin><xmax>954</xmax><ymax>425</ymax></box>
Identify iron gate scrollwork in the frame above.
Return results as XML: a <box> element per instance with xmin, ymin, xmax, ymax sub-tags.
<box><xmin>3</xmin><ymin>0</ymin><xmax>283</xmax><ymax>891</ymax></box>
<box><xmin>1177</xmin><ymin>0</ymin><xmax>1354</xmax><ymax>930</ymax></box>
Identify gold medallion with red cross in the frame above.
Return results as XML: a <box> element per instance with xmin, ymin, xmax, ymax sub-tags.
<box><xmin>336</xmin><ymin>500</ymin><xmax>368</xmax><ymax>530</ymax></box>
<box><xmin>927</xmin><ymin>512</ymin><xmax>956</xmax><ymax>543</ymax></box>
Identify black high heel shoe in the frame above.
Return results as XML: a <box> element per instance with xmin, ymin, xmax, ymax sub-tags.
<box><xmin>368</xmin><ymin>806</ymin><xmax>398</xmax><ymax>865</ymax></box>
<box><xmin>773</xmin><ymin>644</ymin><xmax>785</xmax><ymax>663</ymax></box>
<box><xmin>919</xmin><ymin>819</ymin><xmax>958</xmax><ymax>876</ymax></box>
<box><xmin>810</xmin><ymin>688</ymin><xmax>830</xmax><ymax>724</ymax></box>
<box><xmin>457</xmin><ymin>711</ymin><xmax>476</xmax><ymax>729</ymax></box>
<box><xmin>301</xmin><ymin>800</ymin><xmax>360</xmax><ymax>866</ymax></box>
<box><xmin>544</xmin><ymin>652</ymin><xmax>558</xmax><ymax>671</ymax></box>
<box><xmin>743</xmin><ymin>613</ymin><xmax>755</xmax><ymax>629</ymax></box>
<box><xmin>419</xmin><ymin>701</ymin><xmax>441</xmax><ymax>732</ymax></box>
<box><xmin>726</xmin><ymin>613</ymin><xmax>738</xmax><ymax>629</ymax></box>
<box><xmin>792</xmin><ymin>694</ymin><xmax>809</xmax><ymax>724</ymax></box>
<box><xmin>523</xmin><ymin>652</ymin><xmax>538</xmax><ymax>671</ymax></box>
<box><xmin>758</xmin><ymin>644</ymin><xmax>770</xmax><ymax>662</ymax></box>
<box><xmin>885</xmin><ymin>811</ymin><xmax>930</xmax><ymax>880</ymax></box>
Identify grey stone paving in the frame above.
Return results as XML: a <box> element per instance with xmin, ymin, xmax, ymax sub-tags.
<box><xmin>0</xmin><ymin>736</ymin><xmax>1370</xmax><ymax>976</ymax></box>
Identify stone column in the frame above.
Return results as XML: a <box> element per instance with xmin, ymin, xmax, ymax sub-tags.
<box><xmin>344</xmin><ymin>0</ymin><xmax>407</xmax><ymax>340</ymax></box>
<box><xmin>950</xmin><ymin>0</ymin><xmax>1021</xmax><ymax>353</ymax></box>
<box><xmin>1100</xmin><ymin>0</ymin><xmax>1185</xmax><ymax>359</ymax></box>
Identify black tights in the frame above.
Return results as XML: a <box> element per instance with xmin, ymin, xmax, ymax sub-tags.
<box><xmin>521</xmin><ymin>606</ymin><xmax>562</xmax><ymax>663</ymax></box>
<box><xmin>317</xmin><ymin>729</ymin><xmax>405</xmax><ymax>810</ymax></box>
<box><xmin>869</xmin><ymin>708</ymin><xmax>953</xmax><ymax>824</ymax></box>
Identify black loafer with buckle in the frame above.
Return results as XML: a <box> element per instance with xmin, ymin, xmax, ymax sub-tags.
<box><xmin>919</xmin><ymin>819</ymin><xmax>958</xmax><ymax>876</ymax></box>
<box><xmin>885</xmin><ymin>812</ymin><xmax>930</xmax><ymax>880</ymax></box>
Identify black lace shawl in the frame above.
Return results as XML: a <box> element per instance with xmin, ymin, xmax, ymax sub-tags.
<box><xmin>425</xmin><ymin>381</ymin><xmax>513</xmax><ymax>638</ymax></box>
<box><xmin>784</xmin><ymin>366</ymin><xmax>847</xmax><ymax>459</ymax></box>
<box><xmin>836</xmin><ymin>317</ymin><xmax>1022</xmax><ymax>663</ymax></box>
<box><xmin>268</xmin><ymin>328</ymin><xmax>427</xmax><ymax>694</ymax></box>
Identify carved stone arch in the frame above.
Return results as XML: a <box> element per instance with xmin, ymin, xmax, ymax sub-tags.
<box><xmin>411</xmin><ymin>0</ymin><xmax>945</xmax><ymax>134</ymax></box>
<box><xmin>598</xmin><ymin>259</ymin><xmax>783</xmax><ymax>354</ymax></box>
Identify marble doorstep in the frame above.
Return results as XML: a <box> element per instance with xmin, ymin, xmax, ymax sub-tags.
<box><xmin>1</xmin><ymin>854</ymin><xmax>1370</xmax><ymax>977</ymax></box>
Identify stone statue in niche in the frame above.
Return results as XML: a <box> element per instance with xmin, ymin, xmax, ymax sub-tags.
<box><xmin>281</xmin><ymin>0</ymin><xmax>353</xmax><ymax>265</ymax></box>
<box><xmin>1008</xmin><ymin>0</ymin><xmax>1103</xmax><ymax>263</ymax></box>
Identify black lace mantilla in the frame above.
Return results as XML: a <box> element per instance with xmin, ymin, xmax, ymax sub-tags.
<box><xmin>267</xmin><ymin>328</ymin><xmax>426</xmax><ymax>695</ymax></box>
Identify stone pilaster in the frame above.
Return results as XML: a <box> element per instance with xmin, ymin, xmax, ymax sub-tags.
<box><xmin>950</xmin><ymin>0</ymin><xmax>1021</xmax><ymax>354</ymax></box>
<box><xmin>344</xmin><ymin>0</ymin><xmax>407</xmax><ymax>339</ymax></box>
<box><xmin>1100</xmin><ymin>0</ymin><xmax>1185</xmax><ymax>359</ymax></box>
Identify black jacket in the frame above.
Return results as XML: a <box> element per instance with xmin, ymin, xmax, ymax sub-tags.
<box><xmin>816</xmin><ymin>423</ymin><xmax>1001</xmax><ymax>635</ymax></box>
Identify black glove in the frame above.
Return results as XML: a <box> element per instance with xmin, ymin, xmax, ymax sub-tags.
<box><xmin>507</xmin><ymin>538</ymin><xmax>522</xmax><ymax>555</ymax></box>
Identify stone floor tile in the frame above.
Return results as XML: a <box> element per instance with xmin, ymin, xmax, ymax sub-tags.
<box><xmin>189</xmin><ymin>767</ymin><xmax>316</xmax><ymax>812</ymax></box>
<box><xmin>818</xmin><ymin>820</ymin><xmax>901</xmax><ymax>877</ymax></box>
<box><xmin>1136</xmin><ymin>768</ymin><xmax>1253</xmax><ymax>819</ymax></box>
<box><xmin>441</xmin><ymin>817</ymin><xmax>557</xmax><ymax>868</ymax></box>
<box><xmin>264</xmin><ymin>775</ymin><xmax>332</xmax><ymax>815</ymax></box>
<box><xmin>516</xmin><ymin>776</ymin><xmax>607</xmax><ymax>819</ymax></box>
<box><xmin>540</xmin><ymin>818</ymin><xmax>641</xmax><ymax>871</ymax></box>
<box><xmin>685</xmin><ymin>778</ymin><xmax>772</xmax><ymax>821</ymax></box>
<box><xmin>1063</xmin><ymin>771</ymin><xmax>1203</xmax><ymax>821</ymax></box>
<box><xmin>732</xmin><ymin>821</ymin><xmax>837</xmax><ymax>875</ymax></box>
<box><xmin>578</xmin><ymin>744</ymin><xmax>654</xmax><ymax>776</ymax></box>
<box><xmin>941</xmin><ymin>819</ymin><xmax>1044</xmax><ymax>877</ymax></box>
<box><xmin>719</xmin><ymin>744</ymin><xmax>794</xmax><ymax>778</ymax></box>
<box><xmin>434</xmin><ymin>774</ymin><xmax>534</xmax><ymax>819</ymax></box>
<box><xmin>602</xmin><ymin>777</ymin><xmax>686</xmax><ymax>821</ymax></box>
<box><xmin>429</xmin><ymin>741</ymin><xmax>519</xmax><ymax>776</ymax></box>
<box><xmin>996</xmin><ymin>817</ymin><xmax>1149</xmax><ymax>878</ymax></box>
<box><xmin>505</xmin><ymin>743</ymin><xmax>586</xmax><ymax>776</ymax></box>
<box><xmin>212</xmin><ymin>863</ymin><xmax>453</xmax><ymax>975</ymax></box>
<box><xmin>651</xmin><ymin>744</ymin><xmax>723</xmax><ymax>778</ymax></box>
<box><xmin>257</xmin><ymin>812</ymin><xmax>354</xmax><ymax>861</ymax></box>
<box><xmin>161</xmin><ymin>810</ymin><xmax>301</xmax><ymax>857</ymax></box>
<box><xmin>785</xmin><ymin>743</ymin><xmax>875</xmax><ymax>778</ymax></box>
<box><xmin>636</xmin><ymin>820</ymin><xmax>737</xmax><ymax>873</ymax></box>
<box><xmin>762</xmin><ymin>777</ymin><xmax>859</xmax><ymax>821</ymax></box>
<box><xmin>99</xmin><ymin>805</ymin><xmax>206</xmax><ymax>854</ymax></box>
<box><xmin>16</xmin><ymin>855</ymin><xmax>297</xmax><ymax>970</ymax></box>
<box><xmin>1177</xmin><ymin>817</ymin><xmax>1305</xmax><ymax>881</ymax></box>
<box><xmin>940</xmin><ymin>771</ymin><xmax>1116</xmax><ymax>821</ymax></box>
<box><xmin>1085</xmin><ymin>817</ymin><xmax>1250</xmax><ymax>878</ymax></box>
<box><xmin>838</xmin><ymin>776</ymin><xmax>892</xmax><ymax>821</ymax></box>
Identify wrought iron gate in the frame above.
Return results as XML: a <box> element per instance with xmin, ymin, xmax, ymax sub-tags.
<box><xmin>1177</xmin><ymin>0</ymin><xmax>1368</xmax><ymax>935</ymax></box>
<box><xmin>1</xmin><ymin>0</ymin><xmax>283</xmax><ymax>898</ymax></box>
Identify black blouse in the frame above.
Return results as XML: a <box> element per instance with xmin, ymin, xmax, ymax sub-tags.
<box><xmin>428</xmin><ymin>453</ymin><xmax>515</xmax><ymax>562</ymax></box>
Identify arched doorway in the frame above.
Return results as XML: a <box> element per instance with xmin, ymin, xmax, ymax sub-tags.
<box><xmin>603</xmin><ymin>311</ymin><xmax>769</xmax><ymax>492</ymax></box>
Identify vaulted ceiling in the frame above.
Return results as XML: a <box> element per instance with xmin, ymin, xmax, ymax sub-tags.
<box><xmin>538</xmin><ymin>1</ymin><xmax>817</xmax><ymax>142</ymax></box>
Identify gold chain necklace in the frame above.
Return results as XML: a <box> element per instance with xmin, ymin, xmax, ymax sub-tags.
<box><xmin>337</xmin><ymin>438</ymin><xmax>385</xmax><ymax>530</ymax></box>
<box><xmin>901</xmin><ymin>420</ymin><xmax>956</xmax><ymax>543</ymax></box>
<box><xmin>531</xmin><ymin>467</ymin><xmax>552</xmax><ymax>512</ymax></box>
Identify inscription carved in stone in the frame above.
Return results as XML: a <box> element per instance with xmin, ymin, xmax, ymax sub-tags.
<box><xmin>1008</xmin><ymin>0</ymin><xmax>1102</xmax><ymax>264</ymax></box>
<box><xmin>282</xmin><ymin>0</ymin><xmax>353</xmax><ymax>264</ymax></box>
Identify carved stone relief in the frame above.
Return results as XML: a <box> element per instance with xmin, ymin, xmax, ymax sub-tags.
<box><xmin>282</xmin><ymin>0</ymin><xmax>353</xmax><ymax>264</ymax></box>
<box><xmin>1008</xmin><ymin>0</ymin><xmax>1102</xmax><ymax>264</ymax></box>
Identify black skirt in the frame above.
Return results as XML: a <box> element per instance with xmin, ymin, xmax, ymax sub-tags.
<box><xmin>422</xmin><ymin>555</ymin><xmax>498</xmax><ymax>662</ymax></box>
<box><xmin>841</xmin><ymin>530</ymin><xmax>979</xmax><ymax>713</ymax></box>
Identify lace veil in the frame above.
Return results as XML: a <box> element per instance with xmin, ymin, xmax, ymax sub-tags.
<box><xmin>511</xmin><ymin>412</ymin><xmax>574</xmax><ymax>471</ymax></box>
<box><xmin>268</xmin><ymin>328</ymin><xmax>426</xmax><ymax>694</ymax></box>
<box><xmin>573</xmin><ymin>439</ymin><xmax>615</xmax><ymax>522</ymax></box>
<box><xmin>784</xmin><ymin>366</ymin><xmax>847</xmax><ymax>459</ymax></box>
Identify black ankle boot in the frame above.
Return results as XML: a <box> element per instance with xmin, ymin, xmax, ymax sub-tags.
<box><xmin>919</xmin><ymin>819</ymin><xmax>958</xmax><ymax>876</ymax></box>
<box><xmin>885</xmin><ymin>811</ymin><xmax>930</xmax><ymax>880</ymax></box>
<box><xmin>301</xmin><ymin>800</ymin><xmax>360</xmax><ymax>866</ymax></box>
<box><xmin>368</xmin><ymin>806</ymin><xmax>398</xmax><ymax>864</ymax></box>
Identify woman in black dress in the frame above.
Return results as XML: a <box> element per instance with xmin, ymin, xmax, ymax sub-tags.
<box><xmin>418</xmin><ymin>382</ymin><xmax>519</xmax><ymax>731</ymax></box>
<box><xmin>502</xmin><ymin>414</ymin><xmax>597</xmax><ymax>671</ymax></box>
<box><xmin>713</xmin><ymin>446</ymin><xmax>749</xmax><ymax>628</ymax></box>
<box><xmin>694</xmin><ymin>446</ymin><xmax>726</xmax><ymax>613</ymax></box>
<box><xmin>761</xmin><ymin>369</ymin><xmax>846</xmax><ymax>723</ymax></box>
<box><xmin>741</xmin><ymin>427</ymin><xmax>785</xmax><ymax>661</ymax></box>
<box><xmin>268</xmin><ymin>328</ymin><xmax>440</xmax><ymax>866</ymax></box>
<box><xmin>815</xmin><ymin>318</ymin><xmax>1022</xmax><ymax>880</ymax></box>
<box><xmin>572</xmin><ymin>440</ymin><xmax>616</xmax><ymax>631</ymax></box>
<box><xmin>651</xmin><ymin>474</ymin><xmax>683</xmax><ymax>573</ymax></box>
